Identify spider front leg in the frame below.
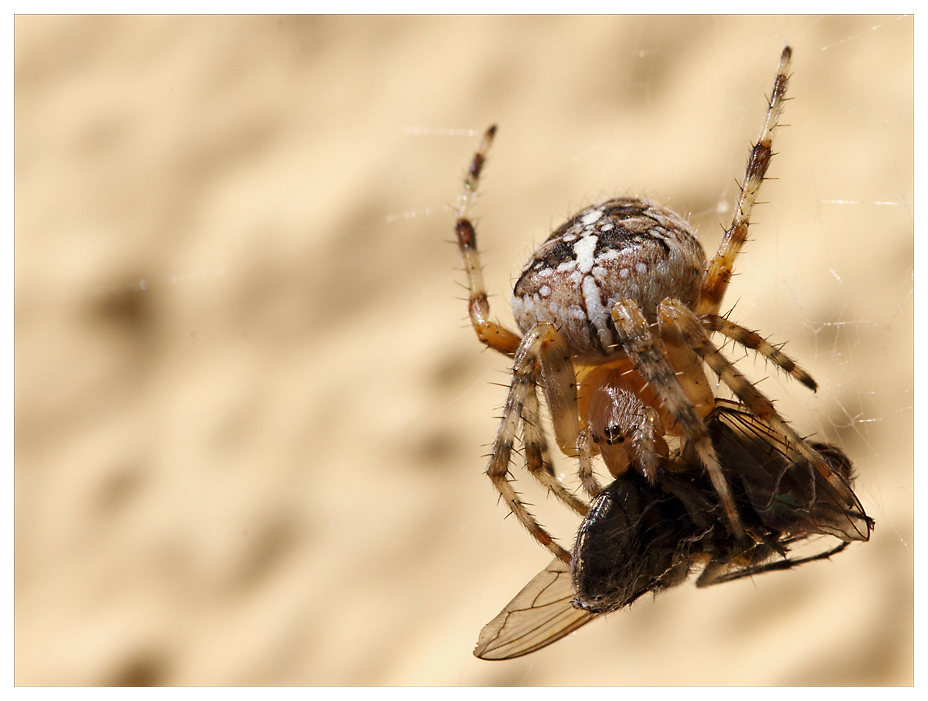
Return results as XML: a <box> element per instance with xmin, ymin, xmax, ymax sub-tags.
<box><xmin>455</xmin><ymin>125</ymin><xmax>522</xmax><ymax>356</ymax></box>
<box><xmin>698</xmin><ymin>46</ymin><xmax>792</xmax><ymax>316</ymax></box>
<box><xmin>659</xmin><ymin>299</ymin><xmax>868</xmax><ymax>539</ymax></box>
<box><xmin>703</xmin><ymin>314</ymin><xmax>817</xmax><ymax>391</ymax></box>
<box><xmin>610</xmin><ymin>299</ymin><xmax>743</xmax><ymax>536</ymax></box>
<box><xmin>487</xmin><ymin>322</ymin><xmax>586</xmax><ymax>564</ymax></box>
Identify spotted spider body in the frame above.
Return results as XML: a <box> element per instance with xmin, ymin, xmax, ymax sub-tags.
<box><xmin>512</xmin><ymin>198</ymin><xmax>705</xmax><ymax>361</ymax></box>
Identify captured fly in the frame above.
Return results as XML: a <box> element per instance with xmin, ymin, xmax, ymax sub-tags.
<box><xmin>474</xmin><ymin>401</ymin><xmax>872</xmax><ymax>660</ymax></box>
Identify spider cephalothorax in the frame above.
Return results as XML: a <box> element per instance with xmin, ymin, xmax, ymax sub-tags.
<box><xmin>453</xmin><ymin>47</ymin><xmax>870</xmax><ymax>568</ymax></box>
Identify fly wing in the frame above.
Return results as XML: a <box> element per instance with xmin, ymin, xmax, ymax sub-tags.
<box><xmin>711</xmin><ymin>400</ymin><xmax>872</xmax><ymax>542</ymax></box>
<box><xmin>474</xmin><ymin>557</ymin><xmax>598</xmax><ymax>660</ymax></box>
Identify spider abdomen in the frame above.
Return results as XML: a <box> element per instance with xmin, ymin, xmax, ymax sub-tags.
<box><xmin>512</xmin><ymin>197</ymin><xmax>706</xmax><ymax>361</ymax></box>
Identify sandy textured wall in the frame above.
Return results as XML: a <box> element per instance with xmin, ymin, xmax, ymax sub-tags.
<box><xmin>15</xmin><ymin>16</ymin><xmax>912</xmax><ymax>685</ymax></box>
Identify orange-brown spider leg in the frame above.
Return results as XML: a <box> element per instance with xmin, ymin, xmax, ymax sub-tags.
<box><xmin>529</xmin><ymin>322</ymin><xmax>598</xmax><ymax>502</ymax></box>
<box><xmin>522</xmin><ymin>382</ymin><xmax>589</xmax><ymax>517</ymax></box>
<box><xmin>699</xmin><ymin>46</ymin><xmax>792</xmax><ymax>316</ymax></box>
<box><xmin>576</xmin><ymin>429</ymin><xmax>603</xmax><ymax>499</ymax></box>
<box><xmin>703</xmin><ymin>314</ymin><xmax>818</xmax><ymax>391</ymax></box>
<box><xmin>488</xmin><ymin>322</ymin><xmax>586</xmax><ymax>564</ymax></box>
<box><xmin>660</xmin><ymin>299</ymin><xmax>863</xmax><ymax>519</ymax></box>
<box><xmin>456</xmin><ymin>125</ymin><xmax>522</xmax><ymax>356</ymax></box>
<box><xmin>611</xmin><ymin>299</ymin><xmax>743</xmax><ymax>537</ymax></box>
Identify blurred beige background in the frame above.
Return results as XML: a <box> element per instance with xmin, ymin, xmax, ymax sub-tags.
<box><xmin>14</xmin><ymin>15</ymin><xmax>912</xmax><ymax>685</ymax></box>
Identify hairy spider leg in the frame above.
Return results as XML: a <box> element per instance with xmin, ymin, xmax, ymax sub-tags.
<box><xmin>576</xmin><ymin>428</ymin><xmax>602</xmax><ymax>500</ymax></box>
<box><xmin>698</xmin><ymin>46</ymin><xmax>792</xmax><ymax>316</ymax></box>
<box><xmin>659</xmin><ymin>298</ymin><xmax>867</xmax><ymax>535</ymax></box>
<box><xmin>521</xmin><ymin>381</ymin><xmax>589</xmax><ymax>516</ymax></box>
<box><xmin>455</xmin><ymin>125</ymin><xmax>522</xmax><ymax>356</ymax></box>
<box><xmin>703</xmin><ymin>314</ymin><xmax>818</xmax><ymax>391</ymax></box>
<box><xmin>488</xmin><ymin>322</ymin><xmax>593</xmax><ymax>564</ymax></box>
<box><xmin>456</xmin><ymin>128</ymin><xmax>601</xmax><ymax>543</ymax></box>
<box><xmin>610</xmin><ymin>299</ymin><xmax>743</xmax><ymax>536</ymax></box>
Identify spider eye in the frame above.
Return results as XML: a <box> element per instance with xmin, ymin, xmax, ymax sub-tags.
<box><xmin>603</xmin><ymin>425</ymin><xmax>626</xmax><ymax>445</ymax></box>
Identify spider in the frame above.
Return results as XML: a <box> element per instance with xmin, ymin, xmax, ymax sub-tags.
<box><xmin>454</xmin><ymin>46</ymin><xmax>867</xmax><ymax>565</ymax></box>
<box><xmin>473</xmin><ymin>401</ymin><xmax>872</xmax><ymax>660</ymax></box>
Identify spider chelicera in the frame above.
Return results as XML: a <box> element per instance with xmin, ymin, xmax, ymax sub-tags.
<box><xmin>453</xmin><ymin>46</ymin><xmax>869</xmax><ymax>569</ymax></box>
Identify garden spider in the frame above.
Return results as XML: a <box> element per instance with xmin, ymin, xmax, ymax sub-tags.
<box><xmin>454</xmin><ymin>47</ymin><xmax>869</xmax><ymax>566</ymax></box>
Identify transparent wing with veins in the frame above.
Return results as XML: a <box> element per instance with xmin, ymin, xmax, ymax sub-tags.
<box><xmin>474</xmin><ymin>558</ymin><xmax>597</xmax><ymax>660</ymax></box>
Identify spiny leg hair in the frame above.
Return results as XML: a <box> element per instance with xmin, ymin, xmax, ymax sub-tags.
<box><xmin>660</xmin><ymin>299</ymin><xmax>859</xmax><ymax>509</ymax></box>
<box><xmin>703</xmin><ymin>314</ymin><xmax>818</xmax><ymax>391</ymax></box>
<box><xmin>488</xmin><ymin>323</ymin><xmax>588</xmax><ymax>564</ymax></box>
<box><xmin>611</xmin><ymin>299</ymin><xmax>743</xmax><ymax>536</ymax></box>
<box><xmin>699</xmin><ymin>46</ymin><xmax>792</xmax><ymax>316</ymax></box>
<box><xmin>455</xmin><ymin>125</ymin><xmax>522</xmax><ymax>356</ymax></box>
